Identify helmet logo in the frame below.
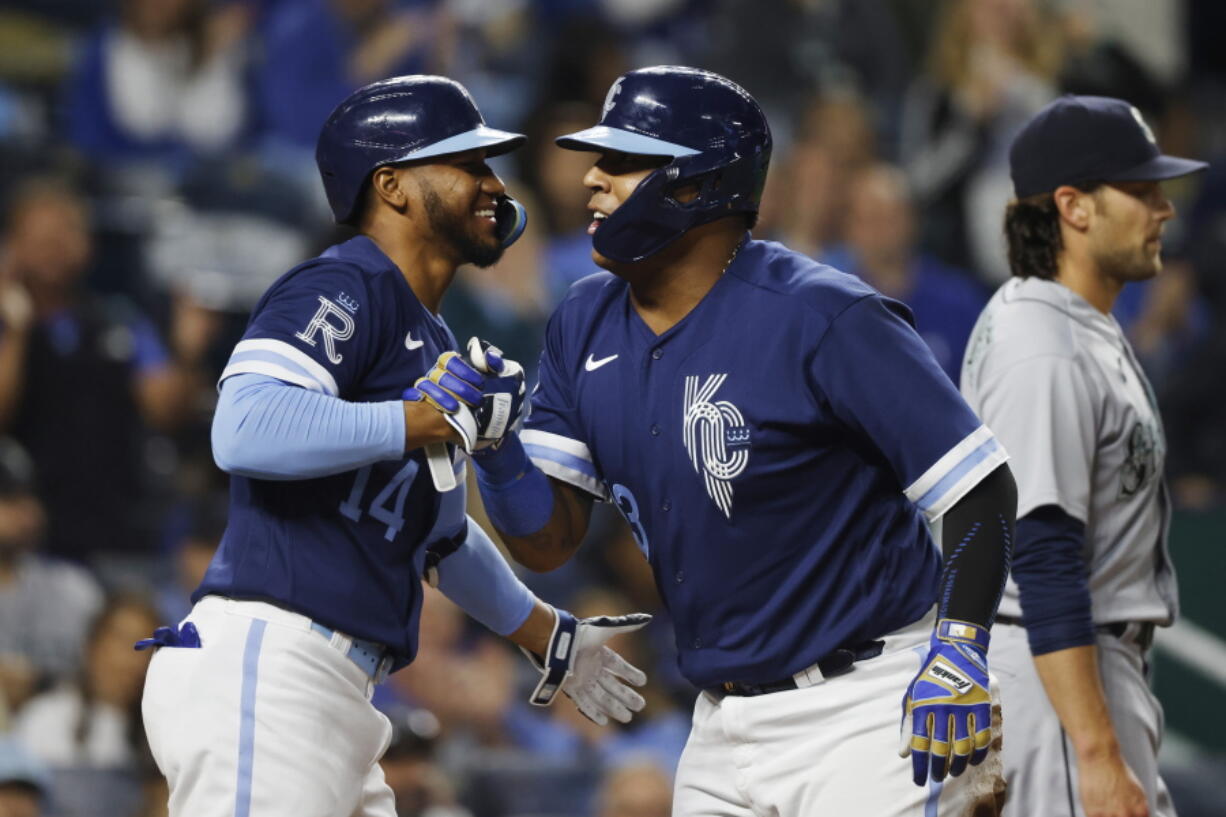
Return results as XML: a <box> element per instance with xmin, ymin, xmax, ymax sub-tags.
<box><xmin>1129</xmin><ymin>106</ymin><xmax>1156</xmax><ymax>145</ymax></box>
<box><xmin>602</xmin><ymin>79</ymin><xmax>625</xmax><ymax>119</ymax></box>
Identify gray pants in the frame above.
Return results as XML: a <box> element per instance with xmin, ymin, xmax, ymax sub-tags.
<box><xmin>990</xmin><ymin>622</ymin><xmax>1175</xmax><ymax>817</ymax></box>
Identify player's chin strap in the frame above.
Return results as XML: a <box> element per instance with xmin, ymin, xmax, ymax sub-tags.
<box><xmin>524</xmin><ymin>609</ymin><xmax>579</xmax><ymax>705</ymax></box>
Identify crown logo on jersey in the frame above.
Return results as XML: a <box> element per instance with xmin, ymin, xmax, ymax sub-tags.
<box><xmin>682</xmin><ymin>374</ymin><xmax>751</xmax><ymax>519</ymax></box>
<box><xmin>725</xmin><ymin>427</ymin><xmax>751</xmax><ymax>448</ymax></box>
<box><xmin>336</xmin><ymin>292</ymin><xmax>360</xmax><ymax>313</ymax></box>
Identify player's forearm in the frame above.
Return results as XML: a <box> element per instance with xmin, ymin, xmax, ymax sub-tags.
<box><xmin>936</xmin><ymin>463</ymin><xmax>1017</xmax><ymax>628</ymax></box>
<box><xmin>212</xmin><ymin>372</ymin><xmax>404</xmax><ymax>479</ymax></box>
<box><xmin>434</xmin><ymin>516</ymin><xmax>536</xmax><ymax>636</ymax></box>
<box><xmin>471</xmin><ymin>434</ymin><xmax>590</xmax><ymax>571</ymax></box>
<box><xmin>506</xmin><ymin>599</ymin><xmax>559</xmax><ymax>656</ymax></box>
<box><xmin>1033</xmin><ymin>644</ymin><xmax>1125</xmax><ymax>760</ymax></box>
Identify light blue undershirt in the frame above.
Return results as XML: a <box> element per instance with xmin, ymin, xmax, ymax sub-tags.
<box><xmin>213</xmin><ymin>372</ymin><xmax>535</xmax><ymax>635</ymax></box>
<box><xmin>212</xmin><ymin>373</ymin><xmax>405</xmax><ymax>479</ymax></box>
<box><xmin>436</xmin><ymin>516</ymin><xmax>535</xmax><ymax>636</ymax></box>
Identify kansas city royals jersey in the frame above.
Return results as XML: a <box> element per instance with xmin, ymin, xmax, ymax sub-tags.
<box><xmin>524</xmin><ymin>238</ymin><xmax>1007</xmax><ymax>687</ymax></box>
<box><xmin>961</xmin><ymin>277</ymin><xmax>1178</xmax><ymax>625</ymax></box>
<box><xmin>196</xmin><ymin>236</ymin><xmax>467</xmax><ymax>668</ymax></box>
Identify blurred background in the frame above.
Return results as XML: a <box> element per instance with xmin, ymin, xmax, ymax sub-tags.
<box><xmin>0</xmin><ymin>0</ymin><xmax>1223</xmax><ymax>815</ymax></box>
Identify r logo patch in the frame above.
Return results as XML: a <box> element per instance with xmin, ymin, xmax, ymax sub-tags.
<box><xmin>295</xmin><ymin>296</ymin><xmax>356</xmax><ymax>365</ymax></box>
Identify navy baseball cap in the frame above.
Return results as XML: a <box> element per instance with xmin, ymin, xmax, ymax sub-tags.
<box><xmin>1010</xmin><ymin>95</ymin><xmax>1207</xmax><ymax>198</ymax></box>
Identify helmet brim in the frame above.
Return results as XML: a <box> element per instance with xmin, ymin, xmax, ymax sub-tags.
<box><xmin>390</xmin><ymin>125</ymin><xmax>526</xmax><ymax>164</ymax></box>
<box><xmin>555</xmin><ymin>125</ymin><xmax>700</xmax><ymax>158</ymax></box>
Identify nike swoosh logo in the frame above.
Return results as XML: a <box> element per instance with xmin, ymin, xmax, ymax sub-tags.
<box><xmin>584</xmin><ymin>353</ymin><xmax>618</xmax><ymax>371</ymax></box>
<box><xmin>405</xmin><ymin>331</ymin><xmax>424</xmax><ymax>351</ymax></box>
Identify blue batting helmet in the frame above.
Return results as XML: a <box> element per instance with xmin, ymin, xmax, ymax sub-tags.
<box><xmin>316</xmin><ymin>75</ymin><xmax>526</xmax><ymax>226</ymax></box>
<box><xmin>555</xmin><ymin>66</ymin><xmax>772</xmax><ymax>263</ymax></box>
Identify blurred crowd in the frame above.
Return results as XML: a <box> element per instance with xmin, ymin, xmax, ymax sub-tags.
<box><xmin>0</xmin><ymin>1</ymin><xmax>1224</xmax><ymax>815</ymax></box>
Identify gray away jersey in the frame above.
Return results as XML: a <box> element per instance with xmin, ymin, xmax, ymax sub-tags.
<box><xmin>961</xmin><ymin>277</ymin><xmax>1177</xmax><ymax>625</ymax></box>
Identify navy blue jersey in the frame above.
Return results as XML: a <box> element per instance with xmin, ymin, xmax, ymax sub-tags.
<box><xmin>523</xmin><ymin>238</ymin><xmax>1007</xmax><ymax>688</ymax></box>
<box><xmin>196</xmin><ymin>236</ymin><xmax>466</xmax><ymax>669</ymax></box>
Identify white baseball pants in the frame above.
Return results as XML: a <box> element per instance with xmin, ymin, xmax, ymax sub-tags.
<box><xmin>673</xmin><ymin>611</ymin><xmax>1005</xmax><ymax>816</ymax></box>
<box><xmin>142</xmin><ymin>596</ymin><xmax>396</xmax><ymax>817</ymax></box>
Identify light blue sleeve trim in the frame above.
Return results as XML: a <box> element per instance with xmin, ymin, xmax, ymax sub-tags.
<box><xmin>212</xmin><ymin>372</ymin><xmax>405</xmax><ymax>480</ymax></box>
<box><xmin>436</xmin><ymin>516</ymin><xmax>536</xmax><ymax>637</ymax></box>
<box><xmin>523</xmin><ymin>443</ymin><xmax>599</xmax><ymax>479</ymax></box>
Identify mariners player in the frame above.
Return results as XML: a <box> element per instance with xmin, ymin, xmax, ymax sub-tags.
<box><xmin>962</xmin><ymin>95</ymin><xmax>1206</xmax><ymax>817</ymax></box>
<box><xmin>138</xmin><ymin>76</ymin><xmax>649</xmax><ymax>817</ymax></box>
<box><xmin>469</xmin><ymin>66</ymin><xmax>1017</xmax><ymax>816</ymax></box>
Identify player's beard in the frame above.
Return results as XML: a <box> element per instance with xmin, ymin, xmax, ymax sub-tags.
<box><xmin>422</xmin><ymin>185</ymin><xmax>504</xmax><ymax>268</ymax></box>
<box><xmin>1095</xmin><ymin>241</ymin><xmax>1162</xmax><ymax>283</ymax></box>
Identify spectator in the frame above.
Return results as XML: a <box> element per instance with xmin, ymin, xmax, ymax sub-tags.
<box><xmin>64</xmin><ymin>0</ymin><xmax>251</xmax><ymax>179</ymax></box>
<box><xmin>152</xmin><ymin>493</ymin><xmax>225</xmax><ymax>626</ymax></box>
<box><xmin>255</xmin><ymin>0</ymin><xmax>433</xmax><ymax>153</ymax></box>
<box><xmin>595</xmin><ymin>760</ymin><xmax>672</xmax><ymax>817</ymax></box>
<box><xmin>12</xmin><ymin>594</ymin><xmax>160</xmax><ymax>771</ymax></box>
<box><xmin>900</xmin><ymin>0</ymin><xmax>1059</xmax><ymax>282</ymax></box>
<box><xmin>0</xmin><ymin>177</ymin><xmax>217</xmax><ymax>570</ymax></box>
<box><xmin>0</xmin><ymin>438</ymin><xmax>104</xmax><ymax>715</ymax></box>
<box><xmin>756</xmin><ymin>91</ymin><xmax>877</xmax><ymax>259</ymax></box>
<box><xmin>821</xmin><ymin>162</ymin><xmax>988</xmax><ymax>383</ymax></box>
<box><xmin>0</xmin><ymin>737</ymin><xmax>51</xmax><ymax>817</ymax></box>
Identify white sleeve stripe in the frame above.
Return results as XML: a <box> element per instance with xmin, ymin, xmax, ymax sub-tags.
<box><xmin>521</xmin><ymin>429</ymin><xmax>595</xmax><ymax>462</ymax></box>
<box><xmin>529</xmin><ymin>456</ymin><xmax>610</xmax><ymax>502</ymax></box>
<box><xmin>230</xmin><ymin>339</ymin><xmax>339</xmax><ymax>396</ymax></box>
<box><xmin>219</xmin><ymin>361</ymin><xmax>327</xmax><ymax>393</ymax></box>
<box><xmin>911</xmin><ymin>436</ymin><xmax>1010</xmax><ymax>522</ymax></box>
<box><xmin>905</xmin><ymin>425</ymin><xmax>996</xmax><ymax>505</ymax></box>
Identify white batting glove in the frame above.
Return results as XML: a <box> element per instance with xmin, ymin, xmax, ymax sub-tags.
<box><xmin>522</xmin><ymin>607</ymin><xmax>651</xmax><ymax>725</ymax></box>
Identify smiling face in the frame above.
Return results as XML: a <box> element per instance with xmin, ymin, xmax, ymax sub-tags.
<box><xmin>1086</xmin><ymin>181</ymin><xmax>1176</xmax><ymax>283</ymax></box>
<box><xmin>412</xmin><ymin>149</ymin><xmax>510</xmax><ymax>268</ymax></box>
<box><xmin>581</xmin><ymin>151</ymin><xmax>670</xmax><ymax>268</ymax></box>
<box><xmin>368</xmin><ymin>148</ymin><xmax>510</xmax><ymax>268</ymax></box>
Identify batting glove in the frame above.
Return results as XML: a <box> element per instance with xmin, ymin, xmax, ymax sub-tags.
<box><xmin>403</xmin><ymin>351</ymin><xmax>485</xmax><ymax>451</ymax></box>
<box><xmin>522</xmin><ymin>607</ymin><xmax>651</xmax><ymax>726</ymax></box>
<box><xmin>899</xmin><ymin>619</ymin><xmax>993</xmax><ymax>786</ymax></box>
<box><xmin>463</xmin><ymin>337</ymin><xmax>527</xmax><ymax>450</ymax></box>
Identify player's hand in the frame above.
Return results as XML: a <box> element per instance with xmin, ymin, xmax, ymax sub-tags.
<box><xmin>463</xmin><ymin>337</ymin><xmax>527</xmax><ymax>449</ymax></box>
<box><xmin>403</xmin><ymin>351</ymin><xmax>485</xmax><ymax>451</ymax></box>
<box><xmin>522</xmin><ymin>608</ymin><xmax>651</xmax><ymax>726</ymax></box>
<box><xmin>899</xmin><ymin>619</ymin><xmax>993</xmax><ymax>786</ymax></box>
<box><xmin>1077</xmin><ymin>751</ymin><xmax>1150</xmax><ymax>817</ymax></box>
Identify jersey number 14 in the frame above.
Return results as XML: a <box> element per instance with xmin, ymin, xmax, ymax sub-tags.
<box><xmin>339</xmin><ymin>461</ymin><xmax>418</xmax><ymax>541</ymax></box>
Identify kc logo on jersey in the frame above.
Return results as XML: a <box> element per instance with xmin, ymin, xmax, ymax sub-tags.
<box><xmin>295</xmin><ymin>296</ymin><xmax>356</xmax><ymax>365</ymax></box>
<box><xmin>682</xmin><ymin>374</ymin><xmax>751</xmax><ymax>518</ymax></box>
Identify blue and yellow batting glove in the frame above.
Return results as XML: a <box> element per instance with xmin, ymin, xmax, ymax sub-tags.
<box><xmin>403</xmin><ymin>351</ymin><xmax>485</xmax><ymax>413</ymax></box>
<box><xmin>403</xmin><ymin>351</ymin><xmax>485</xmax><ymax>452</ymax></box>
<box><xmin>899</xmin><ymin>619</ymin><xmax>993</xmax><ymax>786</ymax></box>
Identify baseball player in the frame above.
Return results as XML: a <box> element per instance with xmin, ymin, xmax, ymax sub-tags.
<box><xmin>469</xmin><ymin>66</ymin><xmax>1017</xmax><ymax>816</ymax></box>
<box><xmin>961</xmin><ymin>95</ymin><xmax>1206</xmax><ymax>817</ymax></box>
<box><xmin>138</xmin><ymin>76</ymin><xmax>650</xmax><ymax>817</ymax></box>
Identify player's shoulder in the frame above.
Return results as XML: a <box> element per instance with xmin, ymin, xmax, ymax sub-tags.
<box><xmin>728</xmin><ymin>238</ymin><xmax>880</xmax><ymax>318</ymax></box>
<box><xmin>978</xmin><ymin>277</ymin><xmax>1094</xmax><ymax>361</ymax></box>
<box><xmin>263</xmin><ymin>236</ymin><xmax>402</xmax><ymax>302</ymax></box>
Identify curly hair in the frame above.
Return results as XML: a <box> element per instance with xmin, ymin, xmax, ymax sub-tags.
<box><xmin>1003</xmin><ymin>184</ymin><xmax>1100</xmax><ymax>279</ymax></box>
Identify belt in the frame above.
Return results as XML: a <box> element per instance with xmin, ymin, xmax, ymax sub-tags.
<box><xmin>995</xmin><ymin>616</ymin><xmax>1155</xmax><ymax>652</ymax></box>
<box><xmin>707</xmin><ymin>640</ymin><xmax>885</xmax><ymax>698</ymax></box>
<box><xmin>310</xmin><ymin>622</ymin><xmax>393</xmax><ymax>684</ymax></box>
